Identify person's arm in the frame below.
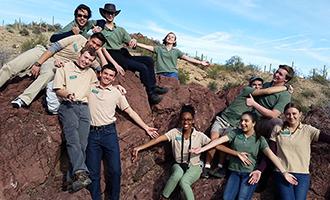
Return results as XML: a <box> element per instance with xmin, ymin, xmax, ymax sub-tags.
<box><xmin>30</xmin><ymin>50</ymin><xmax>56</xmax><ymax>78</ymax></box>
<box><xmin>190</xmin><ymin>135</ymin><xmax>230</xmax><ymax>154</ymax></box>
<box><xmin>251</xmin><ymin>85</ymin><xmax>291</xmax><ymax>96</ymax></box>
<box><xmin>246</xmin><ymin>94</ymin><xmax>281</xmax><ymax>118</ymax></box>
<box><xmin>262</xmin><ymin>147</ymin><xmax>298</xmax><ymax>185</ymax></box>
<box><xmin>132</xmin><ymin>135</ymin><xmax>168</xmax><ymax>162</ymax></box>
<box><xmin>124</xmin><ymin>107</ymin><xmax>159</xmax><ymax>138</ymax></box>
<box><xmin>136</xmin><ymin>42</ymin><xmax>155</xmax><ymax>52</ymax></box>
<box><xmin>216</xmin><ymin>144</ymin><xmax>253</xmax><ymax>166</ymax></box>
<box><xmin>50</xmin><ymin>31</ymin><xmax>75</xmax><ymax>43</ymax></box>
<box><xmin>180</xmin><ymin>54</ymin><xmax>210</xmax><ymax>67</ymax></box>
<box><xmin>101</xmin><ymin>48</ymin><xmax>125</xmax><ymax>76</ymax></box>
<box><xmin>54</xmin><ymin>88</ymin><xmax>75</xmax><ymax>102</ymax></box>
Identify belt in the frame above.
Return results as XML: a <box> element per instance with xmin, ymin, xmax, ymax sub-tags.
<box><xmin>90</xmin><ymin>123</ymin><xmax>114</xmax><ymax>131</ymax></box>
<box><xmin>62</xmin><ymin>101</ymin><xmax>88</xmax><ymax>105</ymax></box>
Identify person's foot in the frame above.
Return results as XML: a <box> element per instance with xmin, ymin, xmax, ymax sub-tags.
<box><xmin>201</xmin><ymin>167</ymin><xmax>212</xmax><ymax>179</ymax></box>
<box><xmin>11</xmin><ymin>98</ymin><xmax>27</xmax><ymax>108</ymax></box>
<box><xmin>154</xmin><ymin>86</ymin><xmax>169</xmax><ymax>95</ymax></box>
<box><xmin>149</xmin><ymin>94</ymin><xmax>163</xmax><ymax>104</ymax></box>
<box><xmin>209</xmin><ymin>167</ymin><xmax>226</xmax><ymax>178</ymax></box>
<box><xmin>68</xmin><ymin>171</ymin><xmax>91</xmax><ymax>193</ymax></box>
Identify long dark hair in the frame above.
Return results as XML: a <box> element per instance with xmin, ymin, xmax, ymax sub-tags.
<box><xmin>241</xmin><ymin>111</ymin><xmax>260</xmax><ymax>140</ymax></box>
<box><xmin>180</xmin><ymin>104</ymin><xmax>195</xmax><ymax>119</ymax></box>
<box><xmin>162</xmin><ymin>32</ymin><xmax>177</xmax><ymax>47</ymax></box>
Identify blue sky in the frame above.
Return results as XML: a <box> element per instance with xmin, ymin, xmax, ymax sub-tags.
<box><xmin>1</xmin><ymin>0</ymin><xmax>330</xmax><ymax>78</ymax></box>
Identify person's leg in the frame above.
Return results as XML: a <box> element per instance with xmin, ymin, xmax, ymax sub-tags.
<box><xmin>17</xmin><ymin>58</ymin><xmax>55</xmax><ymax>105</ymax></box>
<box><xmin>58</xmin><ymin>103</ymin><xmax>89</xmax><ymax>173</ymax></box>
<box><xmin>102</xmin><ymin>124</ymin><xmax>121</xmax><ymax>200</ymax></box>
<box><xmin>77</xmin><ymin>104</ymin><xmax>91</xmax><ymax>161</ymax></box>
<box><xmin>45</xmin><ymin>81</ymin><xmax>60</xmax><ymax>114</ymax></box>
<box><xmin>0</xmin><ymin>45</ymin><xmax>46</xmax><ymax>88</ymax></box>
<box><xmin>273</xmin><ymin>171</ymin><xmax>295</xmax><ymax>200</ymax></box>
<box><xmin>179</xmin><ymin>165</ymin><xmax>202</xmax><ymax>200</ymax></box>
<box><xmin>223</xmin><ymin>171</ymin><xmax>241</xmax><ymax>200</ymax></box>
<box><xmin>86</xmin><ymin>129</ymin><xmax>103</xmax><ymax>200</ymax></box>
<box><xmin>162</xmin><ymin>163</ymin><xmax>184</xmax><ymax>198</ymax></box>
<box><xmin>237</xmin><ymin>172</ymin><xmax>257</xmax><ymax>200</ymax></box>
<box><xmin>293</xmin><ymin>173</ymin><xmax>310</xmax><ymax>200</ymax></box>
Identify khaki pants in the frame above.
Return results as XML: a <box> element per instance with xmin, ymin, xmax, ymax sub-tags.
<box><xmin>0</xmin><ymin>45</ymin><xmax>56</xmax><ymax>105</ymax></box>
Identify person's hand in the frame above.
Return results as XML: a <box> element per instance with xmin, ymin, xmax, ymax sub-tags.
<box><xmin>246</xmin><ymin>94</ymin><xmax>256</xmax><ymax>107</ymax></box>
<box><xmin>131</xmin><ymin>147</ymin><xmax>140</xmax><ymax>162</ymax></box>
<box><xmin>248</xmin><ymin>170</ymin><xmax>261</xmax><ymax>184</ymax></box>
<box><xmin>115</xmin><ymin>64</ymin><xmax>125</xmax><ymax>76</ymax></box>
<box><xmin>72</xmin><ymin>25</ymin><xmax>80</xmax><ymax>35</ymax></box>
<box><xmin>54</xmin><ymin>59</ymin><xmax>65</xmax><ymax>68</ymax></box>
<box><xmin>283</xmin><ymin>172</ymin><xmax>298</xmax><ymax>185</ymax></box>
<box><xmin>129</xmin><ymin>39</ymin><xmax>137</xmax><ymax>48</ymax></box>
<box><xmin>237</xmin><ymin>152</ymin><xmax>252</xmax><ymax>166</ymax></box>
<box><xmin>287</xmin><ymin>85</ymin><xmax>294</xmax><ymax>94</ymax></box>
<box><xmin>190</xmin><ymin>147</ymin><xmax>202</xmax><ymax>154</ymax></box>
<box><xmin>116</xmin><ymin>85</ymin><xmax>127</xmax><ymax>95</ymax></box>
<box><xmin>146</xmin><ymin>127</ymin><xmax>159</xmax><ymax>139</ymax></box>
<box><xmin>92</xmin><ymin>25</ymin><xmax>102</xmax><ymax>33</ymax></box>
<box><xmin>67</xmin><ymin>93</ymin><xmax>76</xmax><ymax>102</ymax></box>
<box><xmin>30</xmin><ymin>64</ymin><xmax>41</xmax><ymax>78</ymax></box>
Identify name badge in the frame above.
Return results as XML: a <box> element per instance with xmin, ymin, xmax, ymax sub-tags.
<box><xmin>175</xmin><ymin>136</ymin><xmax>183</xmax><ymax>141</ymax></box>
<box><xmin>91</xmin><ymin>88</ymin><xmax>99</xmax><ymax>94</ymax></box>
<box><xmin>73</xmin><ymin>43</ymin><xmax>79</xmax><ymax>52</ymax></box>
<box><xmin>69</xmin><ymin>75</ymin><xmax>77</xmax><ymax>80</ymax></box>
<box><xmin>280</xmin><ymin>129</ymin><xmax>291</xmax><ymax>136</ymax></box>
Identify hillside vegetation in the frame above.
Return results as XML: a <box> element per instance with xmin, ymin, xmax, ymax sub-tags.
<box><xmin>0</xmin><ymin>24</ymin><xmax>329</xmax><ymax>113</ymax></box>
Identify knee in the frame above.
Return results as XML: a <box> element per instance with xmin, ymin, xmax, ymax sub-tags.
<box><xmin>179</xmin><ymin>178</ymin><xmax>190</xmax><ymax>188</ymax></box>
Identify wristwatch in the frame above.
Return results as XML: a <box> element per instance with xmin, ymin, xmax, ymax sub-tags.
<box><xmin>34</xmin><ymin>62</ymin><xmax>42</xmax><ymax>67</ymax></box>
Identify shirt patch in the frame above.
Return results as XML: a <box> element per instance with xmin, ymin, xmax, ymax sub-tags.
<box><xmin>73</xmin><ymin>43</ymin><xmax>79</xmax><ymax>52</ymax></box>
<box><xmin>91</xmin><ymin>88</ymin><xmax>99</xmax><ymax>94</ymax></box>
<box><xmin>69</xmin><ymin>75</ymin><xmax>77</xmax><ymax>80</ymax></box>
<box><xmin>280</xmin><ymin>129</ymin><xmax>291</xmax><ymax>136</ymax></box>
<box><xmin>175</xmin><ymin>136</ymin><xmax>183</xmax><ymax>141</ymax></box>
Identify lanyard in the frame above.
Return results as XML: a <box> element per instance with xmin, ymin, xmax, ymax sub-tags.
<box><xmin>181</xmin><ymin>129</ymin><xmax>193</xmax><ymax>164</ymax></box>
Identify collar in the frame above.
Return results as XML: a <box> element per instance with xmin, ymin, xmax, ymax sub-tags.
<box><xmin>104</xmin><ymin>22</ymin><xmax>117</xmax><ymax>31</ymax></box>
<box><xmin>95</xmin><ymin>81</ymin><xmax>112</xmax><ymax>90</ymax></box>
<box><xmin>73</xmin><ymin>61</ymin><xmax>88</xmax><ymax>72</ymax></box>
<box><xmin>178</xmin><ymin>128</ymin><xmax>197</xmax><ymax>137</ymax></box>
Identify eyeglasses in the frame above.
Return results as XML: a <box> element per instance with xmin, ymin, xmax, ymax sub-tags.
<box><xmin>77</xmin><ymin>14</ymin><xmax>89</xmax><ymax>19</ymax></box>
<box><xmin>105</xmin><ymin>11</ymin><xmax>116</xmax><ymax>16</ymax></box>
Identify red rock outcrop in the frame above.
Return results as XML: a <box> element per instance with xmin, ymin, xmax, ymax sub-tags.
<box><xmin>0</xmin><ymin>73</ymin><xmax>329</xmax><ymax>200</ymax></box>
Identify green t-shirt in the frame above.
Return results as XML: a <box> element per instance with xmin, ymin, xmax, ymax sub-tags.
<box><xmin>56</xmin><ymin>20</ymin><xmax>97</xmax><ymax>39</ymax></box>
<box><xmin>101</xmin><ymin>24</ymin><xmax>131</xmax><ymax>50</ymax></box>
<box><xmin>154</xmin><ymin>45</ymin><xmax>184</xmax><ymax>73</ymax></box>
<box><xmin>221</xmin><ymin>86</ymin><xmax>256</xmax><ymax>127</ymax></box>
<box><xmin>227</xmin><ymin>129</ymin><xmax>269</xmax><ymax>172</ymax></box>
<box><xmin>255</xmin><ymin>82</ymin><xmax>291</xmax><ymax>117</ymax></box>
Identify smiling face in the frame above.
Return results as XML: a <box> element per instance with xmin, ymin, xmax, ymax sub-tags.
<box><xmin>75</xmin><ymin>9</ymin><xmax>89</xmax><ymax>28</ymax></box>
<box><xmin>272</xmin><ymin>68</ymin><xmax>289</xmax><ymax>85</ymax></box>
<box><xmin>180</xmin><ymin>112</ymin><xmax>194</xmax><ymax>131</ymax></box>
<box><xmin>85</xmin><ymin>37</ymin><xmax>103</xmax><ymax>50</ymax></box>
<box><xmin>100</xmin><ymin>68</ymin><xmax>116</xmax><ymax>87</ymax></box>
<box><xmin>284</xmin><ymin>107</ymin><xmax>301</xmax><ymax>126</ymax></box>
<box><xmin>165</xmin><ymin>33</ymin><xmax>176</xmax><ymax>45</ymax></box>
<box><xmin>250</xmin><ymin>80</ymin><xmax>263</xmax><ymax>89</ymax></box>
<box><xmin>77</xmin><ymin>51</ymin><xmax>95</xmax><ymax>69</ymax></box>
<box><xmin>240</xmin><ymin>114</ymin><xmax>255</xmax><ymax>134</ymax></box>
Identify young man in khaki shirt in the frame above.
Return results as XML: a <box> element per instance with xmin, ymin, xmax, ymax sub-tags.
<box><xmin>53</xmin><ymin>47</ymin><xmax>98</xmax><ymax>192</ymax></box>
<box><xmin>86</xmin><ymin>63</ymin><xmax>158</xmax><ymax>200</ymax></box>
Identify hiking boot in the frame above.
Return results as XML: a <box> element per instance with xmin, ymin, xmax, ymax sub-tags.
<box><xmin>68</xmin><ymin>171</ymin><xmax>91</xmax><ymax>193</ymax></box>
<box><xmin>11</xmin><ymin>98</ymin><xmax>27</xmax><ymax>108</ymax></box>
<box><xmin>154</xmin><ymin>86</ymin><xmax>169</xmax><ymax>95</ymax></box>
<box><xmin>201</xmin><ymin>167</ymin><xmax>212</xmax><ymax>179</ymax></box>
<box><xmin>149</xmin><ymin>94</ymin><xmax>162</xmax><ymax>104</ymax></box>
<box><xmin>209</xmin><ymin>167</ymin><xmax>226</xmax><ymax>178</ymax></box>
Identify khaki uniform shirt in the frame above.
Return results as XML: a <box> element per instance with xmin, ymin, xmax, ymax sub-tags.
<box><xmin>89</xmin><ymin>82</ymin><xmax>130</xmax><ymax>126</ymax></box>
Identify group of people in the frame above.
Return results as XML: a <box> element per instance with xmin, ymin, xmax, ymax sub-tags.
<box><xmin>0</xmin><ymin>2</ymin><xmax>329</xmax><ymax>200</ymax></box>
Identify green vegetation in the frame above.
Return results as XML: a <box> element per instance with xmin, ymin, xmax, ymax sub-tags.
<box><xmin>222</xmin><ymin>82</ymin><xmax>240</xmax><ymax>91</ymax></box>
<box><xmin>19</xmin><ymin>28</ymin><xmax>29</xmax><ymax>36</ymax></box>
<box><xmin>206</xmin><ymin>64</ymin><xmax>224</xmax><ymax>79</ymax></box>
<box><xmin>208</xmin><ymin>81</ymin><xmax>218</xmax><ymax>92</ymax></box>
<box><xmin>21</xmin><ymin>34</ymin><xmax>48</xmax><ymax>52</ymax></box>
<box><xmin>178</xmin><ymin>68</ymin><xmax>190</xmax><ymax>85</ymax></box>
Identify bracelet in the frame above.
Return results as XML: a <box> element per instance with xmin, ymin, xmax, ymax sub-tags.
<box><xmin>33</xmin><ymin>62</ymin><xmax>42</xmax><ymax>67</ymax></box>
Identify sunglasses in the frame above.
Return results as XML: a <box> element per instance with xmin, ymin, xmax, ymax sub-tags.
<box><xmin>77</xmin><ymin>14</ymin><xmax>89</xmax><ymax>19</ymax></box>
<box><xmin>105</xmin><ymin>11</ymin><xmax>116</xmax><ymax>16</ymax></box>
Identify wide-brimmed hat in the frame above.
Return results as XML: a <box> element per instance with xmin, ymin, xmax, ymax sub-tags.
<box><xmin>99</xmin><ymin>3</ymin><xmax>121</xmax><ymax>18</ymax></box>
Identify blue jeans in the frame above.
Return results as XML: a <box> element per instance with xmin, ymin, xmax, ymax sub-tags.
<box><xmin>58</xmin><ymin>102</ymin><xmax>90</xmax><ymax>174</ymax></box>
<box><xmin>274</xmin><ymin>172</ymin><xmax>310</xmax><ymax>200</ymax></box>
<box><xmin>86</xmin><ymin>123</ymin><xmax>121</xmax><ymax>200</ymax></box>
<box><xmin>158</xmin><ymin>72</ymin><xmax>179</xmax><ymax>79</ymax></box>
<box><xmin>223</xmin><ymin>170</ymin><xmax>257</xmax><ymax>200</ymax></box>
<box><xmin>107</xmin><ymin>49</ymin><xmax>157</xmax><ymax>96</ymax></box>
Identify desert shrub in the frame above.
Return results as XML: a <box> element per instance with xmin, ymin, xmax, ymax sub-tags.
<box><xmin>208</xmin><ymin>81</ymin><xmax>218</xmax><ymax>92</ymax></box>
<box><xmin>19</xmin><ymin>28</ymin><xmax>29</xmax><ymax>36</ymax></box>
<box><xmin>21</xmin><ymin>34</ymin><xmax>48</xmax><ymax>52</ymax></box>
<box><xmin>291</xmin><ymin>97</ymin><xmax>309</xmax><ymax>113</ymax></box>
<box><xmin>6</xmin><ymin>27</ymin><xmax>14</xmax><ymax>33</ymax></box>
<box><xmin>48</xmin><ymin>23</ymin><xmax>62</xmax><ymax>32</ymax></box>
<box><xmin>222</xmin><ymin>82</ymin><xmax>240</xmax><ymax>91</ymax></box>
<box><xmin>206</xmin><ymin>64</ymin><xmax>223</xmax><ymax>79</ymax></box>
<box><xmin>321</xmin><ymin>87</ymin><xmax>330</xmax><ymax>98</ymax></box>
<box><xmin>0</xmin><ymin>49</ymin><xmax>11</xmax><ymax>67</ymax></box>
<box><xmin>301</xmin><ymin>89</ymin><xmax>315</xmax><ymax>98</ymax></box>
<box><xmin>311</xmin><ymin>74</ymin><xmax>329</xmax><ymax>85</ymax></box>
<box><xmin>32</xmin><ymin>26</ymin><xmax>42</xmax><ymax>34</ymax></box>
<box><xmin>178</xmin><ymin>68</ymin><xmax>190</xmax><ymax>85</ymax></box>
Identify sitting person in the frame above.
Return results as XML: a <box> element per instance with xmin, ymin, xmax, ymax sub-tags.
<box><xmin>190</xmin><ymin>111</ymin><xmax>298</xmax><ymax>200</ymax></box>
<box><xmin>135</xmin><ymin>32</ymin><xmax>209</xmax><ymax>79</ymax></box>
<box><xmin>251</xmin><ymin>103</ymin><xmax>330</xmax><ymax>200</ymax></box>
<box><xmin>50</xmin><ymin>4</ymin><xmax>105</xmax><ymax>42</ymax></box>
<box><xmin>132</xmin><ymin>105</ymin><xmax>211</xmax><ymax>200</ymax></box>
<box><xmin>97</xmin><ymin>3</ymin><xmax>167</xmax><ymax>104</ymax></box>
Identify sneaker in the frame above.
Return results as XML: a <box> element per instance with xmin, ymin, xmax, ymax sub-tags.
<box><xmin>154</xmin><ymin>86</ymin><xmax>169</xmax><ymax>95</ymax></box>
<box><xmin>68</xmin><ymin>171</ymin><xmax>91</xmax><ymax>193</ymax></box>
<box><xmin>209</xmin><ymin>167</ymin><xmax>226</xmax><ymax>178</ymax></box>
<box><xmin>11</xmin><ymin>98</ymin><xmax>27</xmax><ymax>108</ymax></box>
<box><xmin>201</xmin><ymin>167</ymin><xmax>211</xmax><ymax>179</ymax></box>
<box><xmin>149</xmin><ymin>94</ymin><xmax>163</xmax><ymax>104</ymax></box>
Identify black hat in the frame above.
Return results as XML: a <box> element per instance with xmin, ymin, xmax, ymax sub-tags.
<box><xmin>99</xmin><ymin>3</ymin><xmax>121</xmax><ymax>18</ymax></box>
<box><xmin>249</xmin><ymin>76</ymin><xmax>264</xmax><ymax>84</ymax></box>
